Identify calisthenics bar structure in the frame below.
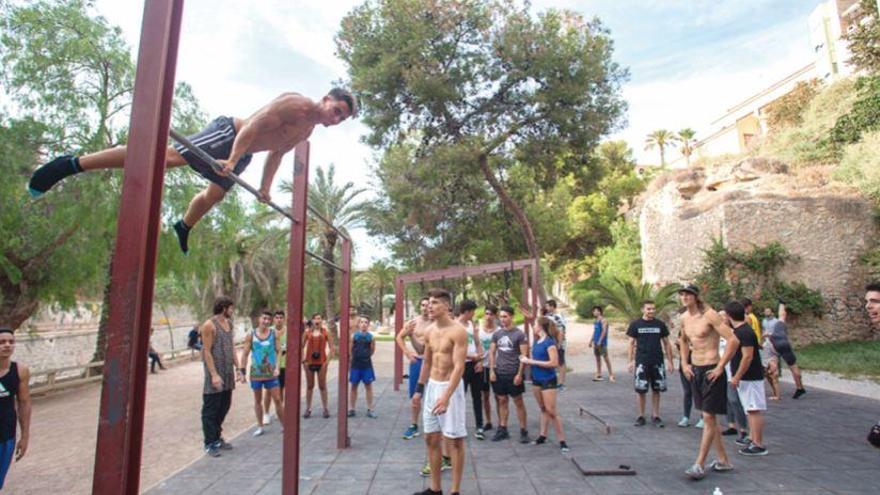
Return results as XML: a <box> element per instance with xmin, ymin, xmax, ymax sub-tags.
<box><xmin>392</xmin><ymin>258</ymin><xmax>539</xmax><ymax>391</ymax></box>
<box><xmin>90</xmin><ymin>1</ymin><xmax>352</xmax><ymax>494</ymax></box>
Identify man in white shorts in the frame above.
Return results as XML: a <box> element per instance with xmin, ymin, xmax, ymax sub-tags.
<box><xmin>724</xmin><ymin>301</ymin><xmax>768</xmax><ymax>456</ymax></box>
<box><xmin>411</xmin><ymin>288</ymin><xmax>468</xmax><ymax>495</ymax></box>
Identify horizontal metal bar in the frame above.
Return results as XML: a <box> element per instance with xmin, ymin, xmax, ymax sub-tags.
<box><xmin>397</xmin><ymin>258</ymin><xmax>536</xmax><ymax>284</ymax></box>
<box><xmin>169</xmin><ymin>128</ymin><xmax>297</xmax><ymax>224</ymax></box>
<box><xmin>306</xmin><ymin>249</ymin><xmax>346</xmax><ymax>272</ymax></box>
<box><xmin>307</xmin><ymin>205</ymin><xmax>350</xmax><ymax>241</ymax></box>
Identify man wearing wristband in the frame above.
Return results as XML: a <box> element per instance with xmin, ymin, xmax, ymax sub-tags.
<box><xmin>411</xmin><ymin>288</ymin><xmax>468</xmax><ymax>495</ymax></box>
<box><xmin>488</xmin><ymin>306</ymin><xmax>530</xmax><ymax>444</ymax></box>
<box><xmin>200</xmin><ymin>296</ymin><xmax>245</xmax><ymax>458</ymax></box>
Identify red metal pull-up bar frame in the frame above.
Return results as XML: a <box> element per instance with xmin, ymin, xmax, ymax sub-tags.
<box><xmin>91</xmin><ymin>1</ymin><xmax>352</xmax><ymax>493</ymax></box>
<box><xmin>392</xmin><ymin>258</ymin><xmax>539</xmax><ymax>391</ymax></box>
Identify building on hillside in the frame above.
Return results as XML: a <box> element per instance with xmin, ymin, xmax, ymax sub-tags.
<box><xmin>665</xmin><ymin>0</ymin><xmax>874</xmax><ymax>169</ymax></box>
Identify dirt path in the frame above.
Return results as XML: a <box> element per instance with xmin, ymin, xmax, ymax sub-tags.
<box><xmin>5</xmin><ymin>352</ymin><xmax>343</xmax><ymax>495</ymax></box>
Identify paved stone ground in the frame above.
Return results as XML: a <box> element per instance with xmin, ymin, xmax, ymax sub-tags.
<box><xmin>146</xmin><ymin>342</ymin><xmax>880</xmax><ymax>495</ymax></box>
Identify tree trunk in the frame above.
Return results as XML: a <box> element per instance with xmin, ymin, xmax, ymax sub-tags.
<box><xmin>0</xmin><ymin>281</ymin><xmax>39</xmax><ymax>330</ymax></box>
<box><xmin>90</xmin><ymin>254</ymin><xmax>114</xmax><ymax>374</ymax></box>
<box><xmin>322</xmin><ymin>231</ymin><xmax>338</xmax><ymax>340</ymax></box>
<box><xmin>659</xmin><ymin>145</ymin><xmax>666</xmax><ymax>167</ymax></box>
<box><xmin>477</xmin><ymin>153</ymin><xmax>547</xmax><ymax>305</ymax></box>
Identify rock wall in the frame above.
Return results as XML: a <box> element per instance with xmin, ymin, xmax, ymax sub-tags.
<box><xmin>639</xmin><ymin>159</ymin><xmax>880</xmax><ymax>345</ymax></box>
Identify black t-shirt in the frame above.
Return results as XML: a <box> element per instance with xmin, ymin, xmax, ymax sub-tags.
<box><xmin>626</xmin><ymin>318</ymin><xmax>669</xmax><ymax>365</ymax></box>
<box><xmin>731</xmin><ymin>323</ymin><xmax>764</xmax><ymax>381</ymax></box>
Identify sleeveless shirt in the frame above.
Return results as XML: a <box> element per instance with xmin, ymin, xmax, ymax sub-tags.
<box><xmin>0</xmin><ymin>362</ymin><xmax>19</xmax><ymax>442</ymax></box>
<box><xmin>203</xmin><ymin>316</ymin><xmax>236</xmax><ymax>394</ymax></box>
<box><xmin>250</xmin><ymin>328</ymin><xmax>277</xmax><ymax>380</ymax></box>
<box><xmin>305</xmin><ymin>328</ymin><xmax>328</xmax><ymax>365</ymax></box>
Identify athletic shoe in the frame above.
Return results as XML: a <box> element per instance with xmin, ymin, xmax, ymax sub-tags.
<box><xmin>252</xmin><ymin>427</ymin><xmax>264</xmax><ymax>437</ymax></box>
<box><xmin>721</xmin><ymin>427</ymin><xmax>738</xmax><ymax>436</ymax></box>
<box><xmin>263</xmin><ymin>413</ymin><xmax>273</xmax><ymax>425</ymax></box>
<box><xmin>634</xmin><ymin>416</ymin><xmax>646</xmax><ymax>427</ymax></box>
<box><xmin>695</xmin><ymin>418</ymin><xmax>704</xmax><ymax>429</ymax></box>
<box><xmin>558</xmin><ymin>384</ymin><xmax>566</xmax><ymax>392</ymax></box>
<box><xmin>412</xmin><ymin>490</ymin><xmax>441</xmax><ymax>495</ymax></box>
<box><xmin>403</xmin><ymin>424</ymin><xmax>420</xmax><ymax>439</ymax></box>
<box><xmin>483</xmin><ymin>422</ymin><xmax>494</xmax><ymax>431</ymax></box>
<box><xmin>347</xmin><ymin>410</ymin><xmax>356</xmax><ymax>418</ymax></box>
<box><xmin>303</xmin><ymin>409</ymin><xmax>311</xmax><ymax>419</ymax></box>
<box><xmin>592</xmin><ymin>375</ymin><xmax>605</xmax><ymax>381</ymax></box>
<box><xmin>475</xmin><ymin>428</ymin><xmax>485</xmax><ymax>440</ymax></box>
<box><xmin>520</xmin><ymin>429</ymin><xmax>531</xmax><ymax>444</ymax></box>
<box><xmin>739</xmin><ymin>444</ymin><xmax>769</xmax><ymax>456</ymax></box>
<box><xmin>420</xmin><ymin>462</ymin><xmax>431</xmax><ymax>477</ymax></box>
<box><xmin>419</xmin><ymin>457</ymin><xmax>452</xmax><ymax>477</ymax></box>
<box><xmin>735</xmin><ymin>434</ymin><xmax>751</xmax><ymax>446</ymax></box>
<box><xmin>559</xmin><ymin>441</ymin><xmax>570</xmax><ymax>453</ymax></box>
<box><xmin>205</xmin><ymin>444</ymin><xmax>221</xmax><ymax>458</ymax></box>
<box><xmin>367</xmin><ymin>409</ymin><xmax>378</xmax><ymax>419</ymax></box>
<box><xmin>793</xmin><ymin>388</ymin><xmax>806</xmax><ymax>399</ymax></box>
<box><xmin>217</xmin><ymin>439</ymin><xmax>233</xmax><ymax>450</ymax></box>
<box><xmin>685</xmin><ymin>463</ymin><xmax>705</xmax><ymax>480</ymax></box>
<box><xmin>323</xmin><ymin>409</ymin><xmax>331</xmax><ymax>419</ymax></box>
<box><xmin>652</xmin><ymin>416</ymin><xmax>665</xmax><ymax>428</ymax></box>
<box><xmin>491</xmin><ymin>427</ymin><xmax>510</xmax><ymax>441</ymax></box>
<box><xmin>709</xmin><ymin>460</ymin><xmax>734</xmax><ymax>472</ymax></box>
<box><xmin>531</xmin><ymin>435</ymin><xmax>547</xmax><ymax>445</ymax></box>
<box><xmin>677</xmin><ymin>416</ymin><xmax>690</xmax><ymax>428</ymax></box>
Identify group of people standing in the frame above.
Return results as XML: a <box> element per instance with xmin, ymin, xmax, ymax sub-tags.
<box><xmin>396</xmin><ymin>291</ymin><xmax>569</xmax><ymax>495</ymax></box>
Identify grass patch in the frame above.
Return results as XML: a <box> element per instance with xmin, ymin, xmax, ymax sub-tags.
<box><xmin>796</xmin><ymin>340</ymin><xmax>880</xmax><ymax>379</ymax></box>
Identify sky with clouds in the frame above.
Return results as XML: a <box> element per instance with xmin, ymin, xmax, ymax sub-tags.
<box><xmin>92</xmin><ymin>0</ymin><xmax>821</xmax><ymax>268</ymax></box>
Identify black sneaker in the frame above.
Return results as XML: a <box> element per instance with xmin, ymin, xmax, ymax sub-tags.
<box><xmin>531</xmin><ymin>435</ymin><xmax>547</xmax><ymax>445</ymax></box>
<box><xmin>475</xmin><ymin>428</ymin><xmax>485</xmax><ymax>440</ymax></box>
<box><xmin>721</xmin><ymin>427</ymin><xmax>738</xmax><ymax>436</ymax></box>
<box><xmin>634</xmin><ymin>416</ymin><xmax>646</xmax><ymax>427</ymax></box>
<box><xmin>652</xmin><ymin>416</ymin><xmax>665</xmax><ymax>428</ymax></box>
<box><xmin>205</xmin><ymin>444</ymin><xmax>221</xmax><ymax>458</ymax></box>
<box><xmin>218</xmin><ymin>439</ymin><xmax>233</xmax><ymax>450</ymax></box>
<box><xmin>347</xmin><ymin>410</ymin><xmax>356</xmax><ymax>418</ymax></box>
<box><xmin>483</xmin><ymin>422</ymin><xmax>494</xmax><ymax>431</ymax></box>
<box><xmin>560</xmin><ymin>441</ymin><xmax>570</xmax><ymax>453</ymax></box>
<box><xmin>739</xmin><ymin>444</ymin><xmax>769</xmax><ymax>456</ymax></box>
<box><xmin>793</xmin><ymin>388</ymin><xmax>806</xmax><ymax>399</ymax></box>
<box><xmin>412</xmin><ymin>489</ymin><xmax>442</xmax><ymax>495</ymax></box>
<box><xmin>491</xmin><ymin>427</ymin><xmax>509</xmax><ymax>442</ymax></box>
<box><xmin>735</xmin><ymin>434</ymin><xmax>751</xmax><ymax>446</ymax></box>
<box><xmin>520</xmin><ymin>429</ymin><xmax>530</xmax><ymax>444</ymax></box>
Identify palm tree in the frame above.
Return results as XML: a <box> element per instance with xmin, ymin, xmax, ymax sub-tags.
<box><xmin>357</xmin><ymin>260</ymin><xmax>398</xmax><ymax>324</ymax></box>
<box><xmin>677</xmin><ymin>128</ymin><xmax>697</xmax><ymax>167</ymax></box>
<box><xmin>281</xmin><ymin>164</ymin><xmax>369</xmax><ymax>334</ymax></box>
<box><xmin>644</xmin><ymin>129</ymin><xmax>679</xmax><ymax>167</ymax></box>
<box><xmin>595</xmin><ymin>278</ymin><xmax>680</xmax><ymax>321</ymax></box>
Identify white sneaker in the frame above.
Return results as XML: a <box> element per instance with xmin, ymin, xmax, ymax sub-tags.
<box><xmin>252</xmin><ymin>427</ymin><xmax>264</xmax><ymax>437</ymax></box>
<box><xmin>263</xmin><ymin>413</ymin><xmax>272</xmax><ymax>425</ymax></box>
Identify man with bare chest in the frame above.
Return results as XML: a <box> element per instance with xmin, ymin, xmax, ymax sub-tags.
<box><xmin>28</xmin><ymin>88</ymin><xmax>358</xmax><ymax>254</ymax></box>
<box><xmin>678</xmin><ymin>284</ymin><xmax>740</xmax><ymax>480</ymax></box>
<box><xmin>396</xmin><ymin>297</ymin><xmax>433</xmax><ymax>440</ymax></box>
<box><xmin>411</xmin><ymin>288</ymin><xmax>468</xmax><ymax>495</ymax></box>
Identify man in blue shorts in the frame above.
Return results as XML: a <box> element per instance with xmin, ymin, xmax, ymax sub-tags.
<box><xmin>349</xmin><ymin>315</ymin><xmax>378</xmax><ymax>418</ymax></box>
<box><xmin>240</xmin><ymin>311</ymin><xmax>284</xmax><ymax>437</ymax></box>
<box><xmin>395</xmin><ymin>297</ymin><xmax>433</xmax><ymax>439</ymax></box>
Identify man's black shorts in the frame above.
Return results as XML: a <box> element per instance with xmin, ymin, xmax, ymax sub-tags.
<box><xmin>492</xmin><ymin>373</ymin><xmax>525</xmax><ymax>397</ymax></box>
<box><xmin>481</xmin><ymin>368</ymin><xmax>492</xmax><ymax>392</ymax></box>
<box><xmin>775</xmin><ymin>342</ymin><xmax>798</xmax><ymax>366</ymax></box>
<box><xmin>558</xmin><ymin>348</ymin><xmax>566</xmax><ymax>366</ymax></box>
<box><xmin>691</xmin><ymin>364</ymin><xmax>728</xmax><ymax>415</ymax></box>
<box><xmin>174</xmin><ymin>116</ymin><xmax>253</xmax><ymax>191</ymax></box>
<box><xmin>634</xmin><ymin>362</ymin><xmax>667</xmax><ymax>393</ymax></box>
<box><xmin>532</xmin><ymin>377</ymin><xmax>559</xmax><ymax>390</ymax></box>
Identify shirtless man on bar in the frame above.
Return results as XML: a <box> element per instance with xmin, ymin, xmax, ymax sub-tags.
<box><xmin>678</xmin><ymin>284</ymin><xmax>740</xmax><ymax>481</ymax></box>
<box><xmin>28</xmin><ymin>89</ymin><xmax>357</xmax><ymax>254</ymax></box>
<box><xmin>411</xmin><ymin>288</ymin><xmax>468</xmax><ymax>495</ymax></box>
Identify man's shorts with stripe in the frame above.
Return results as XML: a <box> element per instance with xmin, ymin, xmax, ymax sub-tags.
<box><xmin>174</xmin><ymin>116</ymin><xmax>253</xmax><ymax>191</ymax></box>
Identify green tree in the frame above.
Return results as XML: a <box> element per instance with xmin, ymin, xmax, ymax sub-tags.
<box><xmin>337</xmin><ymin>0</ymin><xmax>628</xmax><ymax>302</ymax></box>
<box><xmin>356</xmin><ymin>260</ymin><xmax>397</xmax><ymax>322</ymax></box>
<box><xmin>644</xmin><ymin>129</ymin><xmax>678</xmax><ymax>167</ymax></box>
<box><xmin>844</xmin><ymin>1</ymin><xmax>880</xmax><ymax>75</ymax></box>
<box><xmin>594</xmin><ymin>278</ymin><xmax>680</xmax><ymax>321</ymax></box>
<box><xmin>281</xmin><ymin>164</ymin><xmax>369</xmax><ymax>332</ymax></box>
<box><xmin>677</xmin><ymin>128</ymin><xmax>697</xmax><ymax>167</ymax></box>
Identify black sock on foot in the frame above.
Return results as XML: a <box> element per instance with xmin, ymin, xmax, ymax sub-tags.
<box><xmin>173</xmin><ymin>220</ymin><xmax>191</xmax><ymax>254</ymax></box>
<box><xmin>28</xmin><ymin>155</ymin><xmax>82</xmax><ymax>195</ymax></box>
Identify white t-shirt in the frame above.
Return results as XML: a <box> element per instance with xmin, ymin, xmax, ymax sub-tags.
<box><xmin>480</xmin><ymin>325</ymin><xmax>497</xmax><ymax>367</ymax></box>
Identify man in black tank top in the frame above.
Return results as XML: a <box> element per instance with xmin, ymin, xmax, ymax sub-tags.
<box><xmin>0</xmin><ymin>327</ymin><xmax>32</xmax><ymax>490</ymax></box>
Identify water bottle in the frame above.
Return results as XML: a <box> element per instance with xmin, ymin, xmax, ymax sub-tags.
<box><xmin>712</xmin><ymin>488</ymin><xmax>723</xmax><ymax>495</ymax></box>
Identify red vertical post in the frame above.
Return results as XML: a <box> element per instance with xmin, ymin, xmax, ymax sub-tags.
<box><xmin>393</xmin><ymin>277</ymin><xmax>404</xmax><ymax>391</ymax></box>
<box><xmin>282</xmin><ymin>142</ymin><xmax>310</xmax><ymax>495</ymax></box>
<box><xmin>92</xmin><ymin>1</ymin><xmax>183</xmax><ymax>493</ymax></box>
<box><xmin>337</xmin><ymin>239</ymin><xmax>352</xmax><ymax>448</ymax></box>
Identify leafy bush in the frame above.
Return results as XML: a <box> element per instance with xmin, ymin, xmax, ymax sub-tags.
<box><xmin>594</xmin><ymin>278</ymin><xmax>680</xmax><ymax>321</ymax></box>
<box><xmin>765</xmin><ymin>79</ymin><xmax>820</xmax><ymax>132</ymax></box>
<box><xmin>829</xmin><ymin>76</ymin><xmax>880</xmax><ymax>147</ymax></box>
<box><xmin>692</xmin><ymin>238</ymin><xmax>825</xmax><ymax>316</ymax></box>
<box><xmin>833</xmin><ymin>130</ymin><xmax>880</xmax><ymax>201</ymax></box>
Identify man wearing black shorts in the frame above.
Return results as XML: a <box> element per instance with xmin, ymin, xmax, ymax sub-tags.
<box><xmin>28</xmin><ymin>89</ymin><xmax>358</xmax><ymax>254</ymax></box>
<box><xmin>679</xmin><ymin>285</ymin><xmax>740</xmax><ymax>480</ymax></box>
<box><xmin>627</xmin><ymin>300</ymin><xmax>674</xmax><ymax>427</ymax></box>
<box><xmin>763</xmin><ymin>303</ymin><xmax>806</xmax><ymax>399</ymax></box>
<box><xmin>488</xmin><ymin>306</ymin><xmax>530</xmax><ymax>443</ymax></box>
